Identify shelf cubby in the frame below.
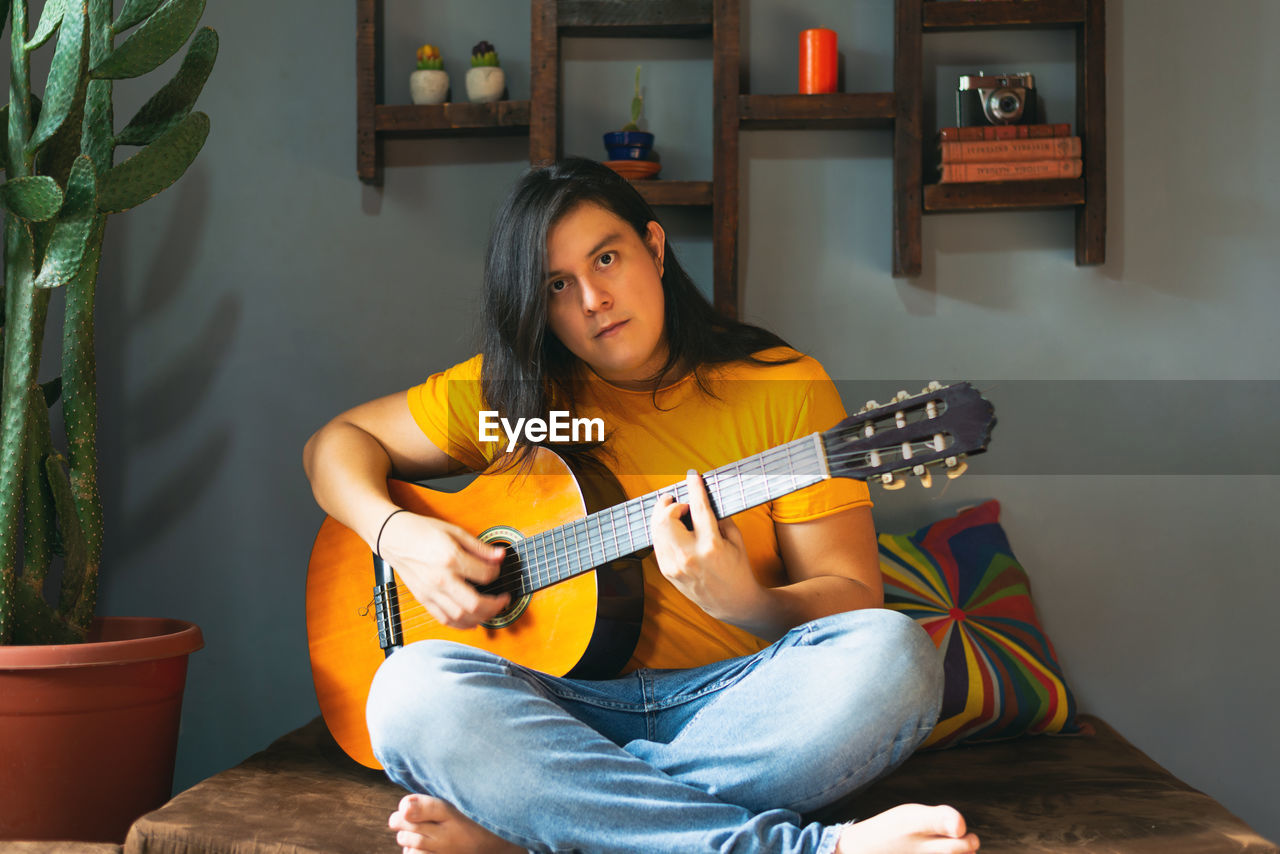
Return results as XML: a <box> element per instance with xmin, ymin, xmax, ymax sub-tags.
<box><xmin>895</xmin><ymin>0</ymin><xmax>1106</xmax><ymax>275</ymax></box>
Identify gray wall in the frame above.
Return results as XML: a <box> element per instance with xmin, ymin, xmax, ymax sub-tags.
<box><xmin>41</xmin><ymin>0</ymin><xmax>1277</xmax><ymax>842</ymax></box>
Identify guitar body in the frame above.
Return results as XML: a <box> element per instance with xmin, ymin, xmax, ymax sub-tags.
<box><xmin>306</xmin><ymin>449</ymin><xmax>644</xmax><ymax>769</ymax></box>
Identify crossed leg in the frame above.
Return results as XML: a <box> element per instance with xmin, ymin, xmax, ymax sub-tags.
<box><xmin>370</xmin><ymin>610</ymin><xmax>978</xmax><ymax>854</ymax></box>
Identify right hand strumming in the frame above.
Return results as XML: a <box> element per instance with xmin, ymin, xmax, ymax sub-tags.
<box><xmin>376</xmin><ymin>512</ymin><xmax>510</xmax><ymax>629</ymax></box>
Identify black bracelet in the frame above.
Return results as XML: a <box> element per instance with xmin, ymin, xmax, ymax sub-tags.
<box><xmin>375</xmin><ymin>508</ymin><xmax>410</xmax><ymax>561</ymax></box>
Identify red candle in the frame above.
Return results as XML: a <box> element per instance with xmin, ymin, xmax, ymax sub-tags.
<box><xmin>799</xmin><ymin>28</ymin><xmax>838</xmax><ymax>94</ymax></box>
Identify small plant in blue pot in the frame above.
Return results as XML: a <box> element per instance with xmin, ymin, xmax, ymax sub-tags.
<box><xmin>603</xmin><ymin>66</ymin><xmax>653</xmax><ymax>160</ymax></box>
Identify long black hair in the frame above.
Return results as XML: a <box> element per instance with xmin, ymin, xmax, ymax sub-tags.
<box><xmin>480</xmin><ymin>156</ymin><xmax>795</xmax><ymax>468</ymax></box>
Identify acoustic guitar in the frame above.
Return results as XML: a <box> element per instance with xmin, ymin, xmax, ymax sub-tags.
<box><xmin>307</xmin><ymin>382</ymin><xmax>995</xmax><ymax>768</ymax></box>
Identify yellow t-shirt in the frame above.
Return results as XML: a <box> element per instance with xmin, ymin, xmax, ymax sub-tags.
<box><xmin>406</xmin><ymin>347</ymin><xmax>872</xmax><ymax>671</ymax></box>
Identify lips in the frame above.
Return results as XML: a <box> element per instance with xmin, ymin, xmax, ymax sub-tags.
<box><xmin>594</xmin><ymin>319</ymin><xmax>628</xmax><ymax>338</ymax></box>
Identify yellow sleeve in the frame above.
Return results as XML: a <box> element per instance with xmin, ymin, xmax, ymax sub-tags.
<box><xmin>769</xmin><ymin>363</ymin><xmax>873</xmax><ymax>523</ymax></box>
<box><xmin>404</xmin><ymin>354</ymin><xmax>496</xmax><ymax>472</ymax></box>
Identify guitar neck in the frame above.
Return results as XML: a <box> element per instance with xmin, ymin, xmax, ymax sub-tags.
<box><xmin>500</xmin><ymin>434</ymin><xmax>830</xmax><ymax>596</ymax></box>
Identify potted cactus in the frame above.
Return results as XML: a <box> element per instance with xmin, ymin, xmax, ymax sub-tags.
<box><xmin>410</xmin><ymin>43</ymin><xmax>449</xmax><ymax>105</ymax></box>
<box><xmin>465</xmin><ymin>39</ymin><xmax>505</xmax><ymax>103</ymax></box>
<box><xmin>603</xmin><ymin>65</ymin><xmax>654</xmax><ymax>161</ymax></box>
<box><xmin>0</xmin><ymin>0</ymin><xmax>216</xmax><ymax>842</ymax></box>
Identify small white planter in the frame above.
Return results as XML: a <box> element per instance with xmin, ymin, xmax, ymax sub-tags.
<box><xmin>465</xmin><ymin>66</ymin><xmax>506</xmax><ymax>103</ymax></box>
<box><xmin>410</xmin><ymin>69</ymin><xmax>449</xmax><ymax>105</ymax></box>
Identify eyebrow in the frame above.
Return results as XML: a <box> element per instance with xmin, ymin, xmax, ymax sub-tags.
<box><xmin>545</xmin><ymin>232</ymin><xmax>622</xmax><ymax>280</ymax></box>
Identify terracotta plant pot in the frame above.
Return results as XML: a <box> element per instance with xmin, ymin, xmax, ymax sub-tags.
<box><xmin>0</xmin><ymin>617</ymin><xmax>204</xmax><ymax>843</ymax></box>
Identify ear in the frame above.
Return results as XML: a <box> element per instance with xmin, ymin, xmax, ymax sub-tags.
<box><xmin>644</xmin><ymin>220</ymin><xmax>666</xmax><ymax>276</ymax></box>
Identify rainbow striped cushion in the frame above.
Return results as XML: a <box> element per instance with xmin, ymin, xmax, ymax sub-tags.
<box><xmin>879</xmin><ymin>500</ymin><xmax>1080</xmax><ymax>749</ymax></box>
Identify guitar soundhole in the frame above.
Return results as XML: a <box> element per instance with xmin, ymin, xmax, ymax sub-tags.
<box><xmin>483</xmin><ymin>591</ymin><xmax>530</xmax><ymax>629</ymax></box>
<box><xmin>477</xmin><ymin>532</ymin><xmax>531</xmax><ymax>630</ymax></box>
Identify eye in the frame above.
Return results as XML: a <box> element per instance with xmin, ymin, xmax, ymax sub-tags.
<box><xmin>598</xmin><ymin>251</ymin><xmax>615</xmax><ymax>268</ymax></box>
<box><xmin>548</xmin><ymin>279</ymin><xmax>568</xmax><ymax>293</ymax></box>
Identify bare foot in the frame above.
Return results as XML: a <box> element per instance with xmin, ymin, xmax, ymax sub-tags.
<box><xmin>835</xmin><ymin>804</ymin><xmax>980</xmax><ymax>854</ymax></box>
<box><xmin>388</xmin><ymin>794</ymin><xmax>523</xmax><ymax>854</ymax></box>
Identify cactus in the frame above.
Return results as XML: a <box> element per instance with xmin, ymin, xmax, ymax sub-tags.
<box><xmin>1</xmin><ymin>0</ymin><xmax>217</xmax><ymax>644</ymax></box>
<box><xmin>469</xmin><ymin>40</ymin><xmax>498</xmax><ymax>68</ymax></box>
<box><xmin>416</xmin><ymin>44</ymin><xmax>442</xmax><ymax>71</ymax></box>
<box><xmin>621</xmin><ymin>65</ymin><xmax>643</xmax><ymax>132</ymax></box>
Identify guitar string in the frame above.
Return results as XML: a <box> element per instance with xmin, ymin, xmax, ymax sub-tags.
<box><xmin>389</xmin><ymin>435</ymin><xmax>946</xmax><ymax>622</ymax></box>
<box><xmin>390</xmin><ymin>439</ymin><xmax>823</xmax><ymax>629</ymax></box>
<box><xmin>388</xmin><ymin>445</ymin><xmax>818</xmax><ymax>634</ymax></box>
<box><xmin>390</xmin><ymin>435</ymin><xmax>951</xmax><ymax>629</ymax></box>
<box><xmin>385</xmin><ymin>438</ymin><xmax>955</xmax><ymax>636</ymax></box>
<box><xmin>387</xmin><ymin>399</ymin><xmax>964</xmax><ymax>621</ymax></box>
<box><xmin>488</xmin><ymin>435</ymin><xmax>929</xmax><ymax>598</ymax></box>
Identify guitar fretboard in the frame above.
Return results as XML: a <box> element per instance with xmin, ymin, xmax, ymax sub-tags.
<box><xmin>494</xmin><ymin>434</ymin><xmax>829</xmax><ymax>596</ymax></box>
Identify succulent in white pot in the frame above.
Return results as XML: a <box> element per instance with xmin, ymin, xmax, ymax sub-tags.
<box><xmin>465</xmin><ymin>40</ymin><xmax>505</xmax><ymax>103</ymax></box>
<box><xmin>410</xmin><ymin>44</ymin><xmax>448</xmax><ymax>105</ymax></box>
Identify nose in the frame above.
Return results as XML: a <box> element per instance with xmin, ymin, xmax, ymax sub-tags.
<box><xmin>579</xmin><ymin>277</ymin><xmax>613</xmax><ymax>314</ymax></box>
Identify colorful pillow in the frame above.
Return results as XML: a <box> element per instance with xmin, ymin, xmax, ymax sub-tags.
<box><xmin>879</xmin><ymin>499</ymin><xmax>1080</xmax><ymax>749</ymax></box>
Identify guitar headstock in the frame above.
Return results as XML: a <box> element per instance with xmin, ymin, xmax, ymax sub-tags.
<box><xmin>822</xmin><ymin>382</ymin><xmax>995</xmax><ymax>489</ymax></box>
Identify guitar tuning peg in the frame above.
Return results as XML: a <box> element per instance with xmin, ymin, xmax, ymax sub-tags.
<box><xmin>912</xmin><ymin>464</ymin><xmax>933</xmax><ymax>489</ymax></box>
<box><xmin>881</xmin><ymin>473</ymin><xmax>906</xmax><ymax>491</ymax></box>
<box><xmin>893</xmin><ymin>389</ymin><xmax>910</xmax><ymax>402</ymax></box>
<box><xmin>944</xmin><ymin>457</ymin><xmax>968</xmax><ymax>480</ymax></box>
<box><xmin>862</xmin><ymin>399</ymin><xmax>880</xmax><ymax>412</ymax></box>
<box><xmin>924</xmin><ymin>380</ymin><xmax>943</xmax><ymax>392</ymax></box>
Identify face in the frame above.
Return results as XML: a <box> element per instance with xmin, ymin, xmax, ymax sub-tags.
<box><xmin>543</xmin><ymin>202</ymin><xmax>668</xmax><ymax>388</ymax></box>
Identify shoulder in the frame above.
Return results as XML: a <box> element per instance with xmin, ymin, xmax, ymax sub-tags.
<box><xmin>699</xmin><ymin>347</ymin><xmax>841</xmax><ymax>420</ymax></box>
<box><xmin>711</xmin><ymin>346</ymin><xmax>834</xmax><ymax>384</ymax></box>
<box><xmin>408</xmin><ymin>353</ymin><xmax>486</xmax><ymax>413</ymax></box>
<box><xmin>422</xmin><ymin>352</ymin><xmax>484</xmax><ymax>384</ymax></box>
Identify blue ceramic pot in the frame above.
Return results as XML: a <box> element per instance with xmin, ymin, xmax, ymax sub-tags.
<box><xmin>603</xmin><ymin>131</ymin><xmax>654</xmax><ymax>160</ymax></box>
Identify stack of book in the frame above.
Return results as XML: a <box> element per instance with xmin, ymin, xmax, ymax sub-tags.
<box><xmin>936</xmin><ymin>123</ymin><xmax>1082</xmax><ymax>184</ymax></box>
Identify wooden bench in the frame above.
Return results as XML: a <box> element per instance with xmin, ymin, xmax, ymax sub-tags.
<box><xmin>120</xmin><ymin>714</ymin><xmax>1277</xmax><ymax>853</ymax></box>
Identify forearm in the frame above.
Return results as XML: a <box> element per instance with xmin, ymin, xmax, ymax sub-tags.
<box><xmin>721</xmin><ymin>574</ymin><xmax>884</xmax><ymax>643</ymax></box>
<box><xmin>302</xmin><ymin>420</ymin><xmax>402</xmax><ymax>549</ymax></box>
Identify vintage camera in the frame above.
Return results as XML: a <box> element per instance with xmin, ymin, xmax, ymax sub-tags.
<box><xmin>956</xmin><ymin>73</ymin><xmax>1037</xmax><ymax>126</ymax></box>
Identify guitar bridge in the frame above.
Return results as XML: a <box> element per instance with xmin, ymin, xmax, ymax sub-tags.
<box><xmin>372</xmin><ymin>553</ymin><xmax>404</xmax><ymax>657</ymax></box>
<box><xmin>373</xmin><ymin>581</ymin><xmax>403</xmax><ymax>653</ymax></box>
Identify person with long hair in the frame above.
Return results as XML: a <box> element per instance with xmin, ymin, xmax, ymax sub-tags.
<box><xmin>303</xmin><ymin>157</ymin><xmax>979</xmax><ymax>854</ymax></box>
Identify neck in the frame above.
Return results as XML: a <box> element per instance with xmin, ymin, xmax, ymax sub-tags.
<box><xmin>488</xmin><ymin>434</ymin><xmax>830</xmax><ymax>597</ymax></box>
<box><xmin>587</xmin><ymin>354</ymin><xmax>687</xmax><ymax>392</ymax></box>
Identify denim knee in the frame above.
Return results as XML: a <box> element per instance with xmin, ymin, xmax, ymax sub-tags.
<box><xmin>365</xmin><ymin>639</ymin><xmax>486</xmax><ymax>770</ymax></box>
<box><xmin>871</xmin><ymin>609</ymin><xmax>944</xmax><ymax>726</ymax></box>
<box><xmin>808</xmin><ymin>608</ymin><xmax>944</xmax><ymax>729</ymax></box>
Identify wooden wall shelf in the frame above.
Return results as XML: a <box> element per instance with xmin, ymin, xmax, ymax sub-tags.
<box><xmin>924</xmin><ymin>178</ymin><xmax>1085</xmax><ymax>211</ymax></box>
<box><xmin>632</xmin><ymin>180</ymin><xmax>714</xmax><ymax>207</ymax></box>
<box><xmin>739</xmin><ymin>93</ymin><xmax>895</xmax><ymax>130</ymax></box>
<box><xmin>923</xmin><ymin>0</ymin><xmax>1085</xmax><ymax>30</ymax></box>
<box><xmin>373</xmin><ymin>102</ymin><xmax>532</xmax><ymax>134</ymax></box>
<box><xmin>556</xmin><ymin>0</ymin><xmax>712</xmax><ymax>37</ymax></box>
<box><xmin>357</xmin><ymin>0</ymin><xmax>1107</xmax><ymax>309</ymax></box>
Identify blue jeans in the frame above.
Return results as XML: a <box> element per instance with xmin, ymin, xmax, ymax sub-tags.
<box><xmin>366</xmin><ymin>608</ymin><xmax>943</xmax><ymax>854</ymax></box>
